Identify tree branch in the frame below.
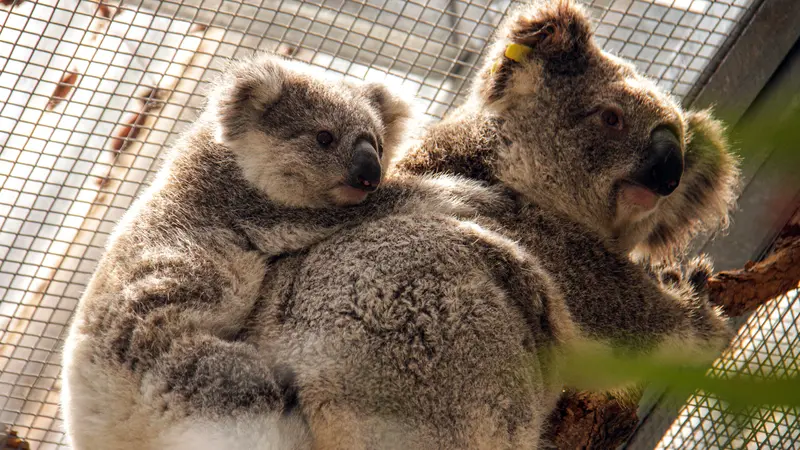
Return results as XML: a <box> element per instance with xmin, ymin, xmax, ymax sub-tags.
<box><xmin>708</xmin><ymin>210</ymin><xmax>800</xmax><ymax>316</ymax></box>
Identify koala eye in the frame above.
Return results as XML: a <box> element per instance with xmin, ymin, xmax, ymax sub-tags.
<box><xmin>600</xmin><ymin>107</ymin><xmax>624</xmax><ymax>131</ymax></box>
<box><xmin>316</xmin><ymin>131</ymin><xmax>334</xmax><ymax>147</ymax></box>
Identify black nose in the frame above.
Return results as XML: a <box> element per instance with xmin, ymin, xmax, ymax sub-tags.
<box><xmin>632</xmin><ymin>127</ymin><xmax>684</xmax><ymax>196</ymax></box>
<box><xmin>347</xmin><ymin>140</ymin><xmax>381</xmax><ymax>192</ymax></box>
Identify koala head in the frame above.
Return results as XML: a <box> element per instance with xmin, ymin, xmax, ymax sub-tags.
<box><xmin>207</xmin><ymin>53</ymin><xmax>412</xmax><ymax>207</ymax></box>
<box><xmin>473</xmin><ymin>0</ymin><xmax>739</xmax><ymax>260</ymax></box>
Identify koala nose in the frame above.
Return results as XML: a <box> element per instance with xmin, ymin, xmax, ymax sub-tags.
<box><xmin>347</xmin><ymin>140</ymin><xmax>381</xmax><ymax>192</ymax></box>
<box><xmin>633</xmin><ymin>127</ymin><xmax>684</xmax><ymax>197</ymax></box>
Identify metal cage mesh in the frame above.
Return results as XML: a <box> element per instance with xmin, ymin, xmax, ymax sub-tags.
<box><xmin>657</xmin><ymin>288</ymin><xmax>800</xmax><ymax>450</ymax></box>
<box><xmin>0</xmin><ymin>0</ymin><xmax>788</xmax><ymax>449</ymax></box>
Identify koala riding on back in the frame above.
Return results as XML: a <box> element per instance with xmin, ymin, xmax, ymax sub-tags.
<box><xmin>61</xmin><ymin>54</ymin><xmax>501</xmax><ymax>450</ymax></box>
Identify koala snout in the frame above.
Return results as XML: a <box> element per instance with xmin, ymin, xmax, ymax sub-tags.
<box><xmin>632</xmin><ymin>127</ymin><xmax>684</xmax><ymax>197</ymax></box>
<box><xmin>347</xmin><ymin>140</ymin><xmax>382</xmax><ymax>191</ymax></box>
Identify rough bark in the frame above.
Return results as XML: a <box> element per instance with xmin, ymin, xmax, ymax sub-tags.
<box><xmin>0</xmin><ymin>429</ymin><xmax>30</xmax><ymax>450</ymax></box>
<box><xmin>707</xmin><ymin>210</ymin><xmax>800</xmax><ymax>316</ymax></box>
<box><xmin>546</xmin><ymin>207</ymin><xmax>800</xmax><ymax>449</ymax></box>
<box><xmin>543</xmin><ymin>391</ymin><xmax>639</xmax><ymax>449</ymax></box>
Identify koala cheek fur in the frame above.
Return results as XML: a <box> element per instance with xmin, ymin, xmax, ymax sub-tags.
<box><xmin>633</xmin><ymin>109</ymin><xmax>741</xmax><ymax>260</ymax></box>
<box><xmin>233</xmin><ymin>133</ymin><xmax>332</xmax><ymax>208</ymax></box>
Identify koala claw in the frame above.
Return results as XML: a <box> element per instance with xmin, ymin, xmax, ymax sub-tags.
<box><xmin>685</xmin><ymin>255</ymin><xmax>713</xmax><ymax>295</ymax></box>
<box><xmin>644</xmin><ymin>254</ymin><xmax>714</xmax><ymax>301</ymax></box>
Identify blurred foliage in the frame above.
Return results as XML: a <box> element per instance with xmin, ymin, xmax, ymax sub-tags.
<box><xmin>556</xmin><ymin>343</ymin><xmax>800</xmax><ymax>411</ymax></box>
<box><xmin>725</xmin><ymin>90</ymin><xmax>800</xmax><ymax>174</ymax></box>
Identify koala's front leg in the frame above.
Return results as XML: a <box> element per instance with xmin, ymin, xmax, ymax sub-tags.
<box><xmin>579</xmin><ymin>252</ymin><xmax>732</xmax><ymax>364</ymax></box>
<box><xmin>388</xmin><ymin>174</ymin><xmax>513</xmax><ymax>218</ymax></box>
<box><xmin>506</xmin><ymin>209</ymin><xmax>733</xmax><ymax>366</ymax></box>
<box><xmin>638</xmin><ymin>255</ymin><xmax>733</xmax><ymax>359</ymax></box>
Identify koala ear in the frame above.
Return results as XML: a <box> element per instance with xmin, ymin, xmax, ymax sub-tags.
<box><xmin>636</xmin><ymin>109</ymin><xmax>741</xmax><ymax>261</ymax></box>
<box><xmin>209</xmin><ymin>53</ymin><xmax>285</xmax><ymax>144</ymax></box>
<box><xmin>478</xmin><ymin>0</ymin><xmax>594</xmax><ymax>103</ymax></box>
<box><xmin>360</xmin><ymin>82</ymin><xmax>414</xmax><ymax>166</ymax></box>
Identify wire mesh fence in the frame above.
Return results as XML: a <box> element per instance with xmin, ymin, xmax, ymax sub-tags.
<box><xmin>0</xmin><ymin>0</ymin><xmax>790</xmax><ymax>449</ymax></box>
<box><xmin>658</xmin><ymin>289</ymin><xmax>800</xmax><ymax>450</ymax></box>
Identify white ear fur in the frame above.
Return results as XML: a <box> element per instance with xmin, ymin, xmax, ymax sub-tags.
<box><xmin>209</xmin><ymin>53</ymin><xmax>286</xmax><ymax>144</ymax></box>
<box><xmin>359</xmin><ymin>82</ymin><xmax>414</xmax><ymax>167</ymax></box>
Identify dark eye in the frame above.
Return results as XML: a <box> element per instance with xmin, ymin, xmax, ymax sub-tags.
<box><xmin>316</xmin><ymin>131</ymin><xmax>334</xmax><ymax>147</ymax></box>
<box><xmin>601</xmin><ymin>107</ymin><xmax>624</xmax><ymax>130</ymax></box>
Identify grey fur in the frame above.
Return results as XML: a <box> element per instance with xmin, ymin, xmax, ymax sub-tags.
<box><xmin>63</xmin><ymin>1</ymin><xmax>741</xmax><ymax>448</ymax></box>
<box><xmin>242</xmin><ymin>1</ymin><xmax>739</xmax><ymax>448</ymax></box>
<box><xmin>61</xmin><ymin>54</ymin><xmax>505</xmax><ymax>450</ymax></box>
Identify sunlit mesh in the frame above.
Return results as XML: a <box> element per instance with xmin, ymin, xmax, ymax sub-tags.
<box><xmin>657</xmin><ymin>289</ymin><xmax>800</xmax><ymax>450</ymax></box>
<box><xmin>0</xmin><ymin>0</ymin><xmax>770</xmax><ymax>448</ymax></box>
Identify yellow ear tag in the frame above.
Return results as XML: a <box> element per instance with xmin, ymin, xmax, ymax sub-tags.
<box><xmin>491</xmin><ymin>43</ymin><xmax>534</xmax><ymax>75</ymax></box>
<box><xmin>504</xmin><ymin>43</ymin><xmax>533</xmax><ymax>63</ymax></box>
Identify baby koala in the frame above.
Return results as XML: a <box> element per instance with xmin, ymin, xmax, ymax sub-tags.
<box><xmin>213</xmin><ymin>54</ymin><xmax>406</xmax><ymax>209</ymax></box>
<box><xmin>61</xmin><ymin>54</ymin><xmax>503</xmax><ymax>450</ymax></box>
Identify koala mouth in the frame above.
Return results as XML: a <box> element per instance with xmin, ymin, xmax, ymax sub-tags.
<box><xmin>618</xmin><ymin>181</ymin><xmax>660</xmax><ymax>211</ymax></box>
<box><xmin>329</xmin><ymin>183</ymin><xmax>371</xmax><ymax>206</ymax></box>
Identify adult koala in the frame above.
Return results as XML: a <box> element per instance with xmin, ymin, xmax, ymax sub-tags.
<box><xmin>238</xmin><ymin>1</ymin><xmax>740</xmax><ymax>449</ymax></box>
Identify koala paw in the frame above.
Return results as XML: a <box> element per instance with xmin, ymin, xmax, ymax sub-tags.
<box><xmin>644</xmin><ymin>255</ymin><xmax>714</xmax><ymax>301</ymax></box>
<box><xmin>684</xmin><ymin>255</ymin><xmax>713</xmax><ymax>297</ymax></box>
<box><xmin>645</xmin><ymin>256</ymin><xmax>733</xmax><ymax>359</ymax></box>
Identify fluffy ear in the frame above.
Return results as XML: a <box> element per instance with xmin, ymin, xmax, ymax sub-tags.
<box><xmin>635</xmin><ymin>109</ymin><xmax>741</xmax><ymax>261</ymax></box>
<box><xmin>359</xmin><ymin>82</ymin><xmax>414</xmax><ymax>166</ymax></box>
<box><xmin>477</xmin><ymin>0</ymin><xmax>595</xmax><ymax>103</ymax></box>
<box><xmin>208</xmin><ymin>53</ymin><xmax>286</xmax><ymax>144</ymax></box>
